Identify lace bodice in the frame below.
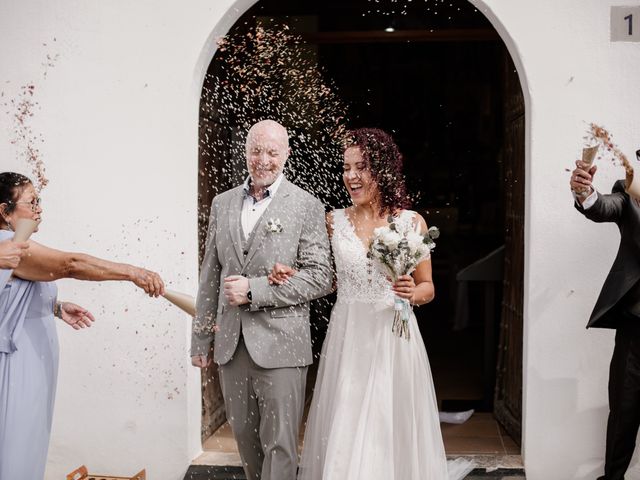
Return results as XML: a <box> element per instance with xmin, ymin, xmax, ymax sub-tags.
<box><xmin>331</xmin><ymin>209</ymin><xmax>417</xmax><ymax>305</ymax></box>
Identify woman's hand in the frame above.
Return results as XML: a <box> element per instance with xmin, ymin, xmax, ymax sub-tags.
<box><xmin>0</xmin><ymin>240</ymin><xmax>29</xmax><ymax>269</ymax></box>
<box><xmin>392</xmin><ymin>274</ymin><xmax>416</xmax><ymax>302</ymax></box>
<box><xmin>131</xmin><ymin>267</ymin><xmax>165</xmax><ymax>297</ymax></box>
<box><xmin>59</xmin><ymin>302</ymin><xmax>95</xmax><ymax>330</ymax></box>
<box><xmin>267</xmin><ymin>262</ymin><xmax>297</xmax><ymax>285</ymax></box>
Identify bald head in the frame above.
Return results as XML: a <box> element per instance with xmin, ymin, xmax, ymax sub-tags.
<box><xmin>246</xmin><ymin>120</ymin><xmax>289</xmax><ymax>150</ymax></box>
<box><xmin>245</xmin><ymin>120</ymin><xmax>290</xmax><ymax>188</ymax></box>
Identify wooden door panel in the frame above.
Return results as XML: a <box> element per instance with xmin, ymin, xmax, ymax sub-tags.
<box><xmin>493</xmin><ymin>53</ymin><xmax>524</xmax><ymax>445</ymax></box>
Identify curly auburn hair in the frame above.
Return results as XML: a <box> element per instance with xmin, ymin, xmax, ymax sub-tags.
<box><xmin>344</xmin><ymin>128</ymin><xmax>411</xmax><ymax>215</ymax></box>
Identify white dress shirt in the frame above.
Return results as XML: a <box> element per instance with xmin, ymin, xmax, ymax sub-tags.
<box><xmin>241</xmin><ymin>173</ymin><xmax>285</xmax><ymax>240</ymax></box>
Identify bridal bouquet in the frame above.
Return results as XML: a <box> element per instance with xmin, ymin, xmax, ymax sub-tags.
<box><xmin>368</xmin><ymin>217</ymin><xmax>439</xmax><ymax>339</ymax></box>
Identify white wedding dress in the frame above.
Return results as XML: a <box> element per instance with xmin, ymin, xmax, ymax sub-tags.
<box><xmin>297</xmin><ymin>209</ymin><xmax>474</xmax><ymax>480</ymax></box>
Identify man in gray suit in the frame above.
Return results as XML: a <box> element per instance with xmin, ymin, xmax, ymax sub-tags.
<box><xmin>572</xmin><ymin>156</ymin><xmax>640</xmax><ymax>480</ymax></box>
<box><xmin>191</xmin><ymin>120</ymin><xmax>333</xmax><ymax>480</ymax></box>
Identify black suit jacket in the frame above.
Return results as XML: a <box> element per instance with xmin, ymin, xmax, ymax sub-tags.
<box><xmin>576</xmin><ymin>180</ymin><xmax>640</xmax><ymax>329</ymax></box>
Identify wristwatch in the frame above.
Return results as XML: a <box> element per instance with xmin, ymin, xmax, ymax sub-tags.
<box><xmin>53</xmin><ymin>301</ymin><xmax>63</xmax><ymax>319</ymax></box>
<box><xmin>573</xmin><ymin>186</ymin><xmax>592</xmax><ymax>199</ymax></box>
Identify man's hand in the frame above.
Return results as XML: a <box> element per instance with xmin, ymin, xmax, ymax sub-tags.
<box><xmin>191</xmin><ymin>355</ymin><xmax>212</xmax><ymax>368</ymax></box>
<box><xmin>570</xmin><ymin>160</ymin><xmax>597</xmax><ymax>201</ymax></box>
<box><xmin>223</xmin><ymin>275</ymin><xmax>250</xmax><ymax>306</ymax></box>
<box><xmin>0</xmin><ymin>240</ymin><xmax>29</xmax><ymax>270</ymax></box>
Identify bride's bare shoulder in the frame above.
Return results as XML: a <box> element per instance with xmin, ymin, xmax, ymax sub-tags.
<box><xmin>400</xmin><ymin>209</ymin><xmax>428</xmax><ymax>233</ymax></box>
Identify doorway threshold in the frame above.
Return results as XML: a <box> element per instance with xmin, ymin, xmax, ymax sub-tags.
<box><xmin>190</xmin><ymin>452</ymin><xmax>523</xmax><ymax>470</ymax></box>
<box><xmin>190</xmin><ymin>414</ymin><xmax>524</xmax><ymax>474</ymax></box>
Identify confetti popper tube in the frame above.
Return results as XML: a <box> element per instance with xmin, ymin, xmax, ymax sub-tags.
<box><xmin>572</xmin><ymin>145</ymin><xmax>600</xmax><ymax>196</ymax></box>
<box><xmin>582</xmin><ymin>145</ymin><xmax>598</xmax><ymax>167</ymax></box>
<box><xmin>12</xmin><ymin>218</ymin><xmax>38</xmax><ymax>242</ymax></box>
<box><xmin>163</xmin><ymin>289</ymin><xmax>196</xmax><ymax>317</ymax></box>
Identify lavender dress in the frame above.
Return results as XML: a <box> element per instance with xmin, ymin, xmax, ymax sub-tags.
<box><xmin>0</xmin><ymin>229</ymin><xmax>59</xmax><ymax>480</ymax></box>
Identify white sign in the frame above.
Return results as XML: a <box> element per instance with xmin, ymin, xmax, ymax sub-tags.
<box><xmin>611</xmin><ymin>6</ymin><xmax>640</xmax><ymax>42</ymax></box>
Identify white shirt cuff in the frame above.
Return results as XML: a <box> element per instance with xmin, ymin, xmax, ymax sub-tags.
<box><xmin>573</xmin><ymin>189</ymin><xmax>597</xmax><ymax>209</ymax></box>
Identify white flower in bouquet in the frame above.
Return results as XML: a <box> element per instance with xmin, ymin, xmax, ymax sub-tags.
<box><xmin>368</xmin><ymin>216</ymin><xmax>439</xmax><ymax>339</ymax></box>
<box><xmin>375</xmin><ymin>227</ymin><xmax>403</xmax><ymax>251</ymax></box>
<box><xmin>407</xmin><ymin>230</ymin><xmax>430</xmax><ymax>257</ymax></box>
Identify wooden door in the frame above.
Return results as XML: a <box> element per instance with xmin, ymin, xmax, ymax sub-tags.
<box><xmin>493</xmin><ymin>52</ymin><xmax>525</xmax><ymax>445</ymax></box>
<box><xmin>197</xmin><ymin>114</ymin><xmax>227</xmax><ymax>441</ymax></box>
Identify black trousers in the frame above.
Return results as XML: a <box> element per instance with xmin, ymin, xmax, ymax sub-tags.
<box><xmin>598</xmin><ymin>314</ymin><xmax>640</xmax><ymax>480</ymax></box>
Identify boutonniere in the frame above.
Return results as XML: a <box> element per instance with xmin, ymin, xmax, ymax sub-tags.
<box><xmin>266</xmin><ymin>218</ymin><xmax>284</xmax><ymax>233</ymax></box>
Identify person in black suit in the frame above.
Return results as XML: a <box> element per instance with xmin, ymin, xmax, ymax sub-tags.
<box><xmin>572</xmin><ymin>158</ymin><xmax>640</xmax><ymax>480</ymax></box>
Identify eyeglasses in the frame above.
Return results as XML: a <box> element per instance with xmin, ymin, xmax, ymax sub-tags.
<box><xmin>10</xmin><ymin>197</ymin><xmax>42</xmax><ymax>212</ymax></box>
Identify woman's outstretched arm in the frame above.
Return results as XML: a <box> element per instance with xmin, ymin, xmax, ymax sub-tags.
<box><xmin>14</xmin><ymin>240</ymin><xmax>164</xmax><ymax>296</ymax></box>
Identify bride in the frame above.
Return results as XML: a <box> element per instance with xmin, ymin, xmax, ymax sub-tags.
<box><xmin>269</xmin><ymin>128</ymin><xmax>474</xmax><ymax>480</ymax></box>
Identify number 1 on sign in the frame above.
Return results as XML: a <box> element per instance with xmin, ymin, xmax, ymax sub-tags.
<box><xmin>611</xmin><ymin>7</ymin><xmax>640</xmax><ymax>41</ymax></box>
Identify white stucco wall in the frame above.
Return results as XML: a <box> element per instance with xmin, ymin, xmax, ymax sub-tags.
<box><xmin>1</xmin><ymin>0</ymin><xmax>640</xmax><ymax>479</ymax></box>
<box><xmin>0</xmin><ymin>1</ymin><xmax>246</xmax><ymax>478</ymax></box>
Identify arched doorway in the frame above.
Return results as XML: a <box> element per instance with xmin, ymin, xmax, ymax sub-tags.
<box><xmin>195</xmin><ymin>0</ymin><xmax>526</xmax><ymax>468</ymax></box>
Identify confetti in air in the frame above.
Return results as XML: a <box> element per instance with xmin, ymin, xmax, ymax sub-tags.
<box><xmin>3</xmin><ymin>42</ymin><xmax>59</xmax><ymax>192</ymax></box>
<box><xmin>198</xmin><ymin>26</ymin><xmax>351</xmax><ymax>421</ymax></box>
<box><xmin>9</xmin><ymin>84</ymin><xmax>48</xmax><ymax>191</ymax></box>
<box><xmin>585</xmin><ymin>123</ymin><xmax>632</xmax><ymax>176</ymax></box>
<box><xmin>199</xmin><ymin>24</ymin><xmax>351</xmax><ymax>210</ymax></box>
<box><xmin>364</xmin><ymin>0</ymin><xmax>477</xmax><ymax>17</ymax></box>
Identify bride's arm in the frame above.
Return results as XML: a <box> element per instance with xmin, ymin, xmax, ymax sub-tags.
<box><xmin>393</xmin><ymin>262</ymin><xmax>434</xmax><ymax>306</ymax></box>
<box><xmin>392</xmin><ymin>213</ymin><xmax>435</xmax><ymax>306</ymax></box>
<box><xmin>408</xmin><ymin>259</ymin><xmax>435</xmax><ymax>306</ymax></box>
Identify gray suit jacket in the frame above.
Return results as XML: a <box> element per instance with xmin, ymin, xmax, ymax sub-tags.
<box><xmin>191</xmin><ymin>178</ymin><xmax>333</xmax><ymax>368</ymax></box>
<box><xmin>576</xmin><ymin>179</ymin><xmax>640</xmax><ymax>329</ymax></box>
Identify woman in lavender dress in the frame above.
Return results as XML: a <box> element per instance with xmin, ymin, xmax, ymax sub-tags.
<box><xmin>0</xmin><ymin>172</ymin><xmax>165</xmax><ymax>480</ymax></box>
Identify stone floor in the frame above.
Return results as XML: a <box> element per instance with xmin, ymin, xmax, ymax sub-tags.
<box><xmin>194</xmin><ymin>412</ymin><xmax>522</xmax><ymax>467</ymax></box>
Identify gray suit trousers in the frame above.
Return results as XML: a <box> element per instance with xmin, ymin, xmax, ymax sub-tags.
<box><xmin>219</xmin><ymin>338</ymin><xmax>307</xmax><ymax>480</ymax></box>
